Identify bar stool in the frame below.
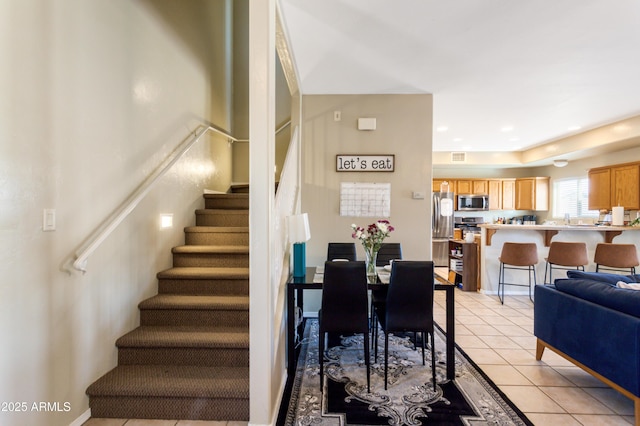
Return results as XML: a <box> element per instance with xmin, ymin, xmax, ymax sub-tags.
<box><xmin>594</xmin><ymin>243</ymin><xmax>639</xmax><ymax>274</ymax></box>
<box><xmin>498</xmin><ymin>242</ymin><xmax>538</xmax><ymax>304</ymax></box>
<box><xmin>543</xmin><ymin>242</ymin><xmax>589</xmax><ymax>284</ymax></box>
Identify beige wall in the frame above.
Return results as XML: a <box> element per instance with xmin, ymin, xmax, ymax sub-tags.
<box><xmin>233</xmin><ymin>56</ymin><xmax>293</xmax><ymax>183</ymax></box>
<box><xmin>300</xmin><ymin>94</ymin><xmax>433</xmax><ymax>312</ymax></box>
<box><xmin>0</xmin><ymin>1</ymin><xmax>233</xmax><ymax>424</ymax></box>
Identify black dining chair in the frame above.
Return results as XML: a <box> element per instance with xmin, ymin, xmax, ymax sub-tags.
<box><xmin>326</xmin><ymin>242</ymin><xmax>357</xmax><ymax>261</ymax></box>
<box><xmin>373</xmin><ymin>261</ymin><xmax>436</xmax><ymax>391</ymax></box>
<box><xmin>376</xmin><ymin>243</ymin><xmax>402</xmax><ymax>267</ymax></box>
<box><xmin>318</xmin><ymin>261</ymin><xmax>370</xmax><ymax>392</ymax></box>
<box><xmin>370</xmin><ymin>243</ymin><xmax>403</xmax><ymax>342</ymax></box>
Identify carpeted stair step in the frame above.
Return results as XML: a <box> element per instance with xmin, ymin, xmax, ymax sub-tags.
<box><xmin>184</xmin><ymin>226</ymin><xmax>249</xmax><ymax>245</ymax></box>
<box><xmin>227</xmin><ymin>184</ymin><xmax>249</xmax><ymax>194</ymax></box>
<box><xmin>116</xmin><ymin>326</ymin><xmax>249</xmax><ymax>367</ymax></box>
<box><xmin>86</xmin><ymin>364</ymin><xmax>249</xmax><ymax>420</ymax></box>
<box><xmin>171</xmin><ymin>245</ymin><xmax>249</xmax><ymax>267</ymax></box>
<box><xmin>203</xmin><ymin>193</ymin><xmax>248</xmax><ymax>210</ymax></box>
<box><xmin>139</xmin><ymin>294</ymin><xmax>249</xmax><ymax>327</ymax></box>
<box><xmin>87</xmin><ymin>186</ymin><xmax>251</xmax><ymax>422</ymax></box>
<box><xmin>195</xmin><ymin>209</ymin><xmax>248</xmax><ymax>227</ymax></box>
<box><xmin>157</xmin><ymin>267</ymin><xmax>249</xmax><ymax>296</ymax></box>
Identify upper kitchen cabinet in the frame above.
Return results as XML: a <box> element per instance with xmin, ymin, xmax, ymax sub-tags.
<box><xmin>433</xmin><ymin>179</ymin><xmax>454</xmax><ymax>193</ymax></box>
<box><xmin>488</xmin><ymin>179</ymin><xmax>502</xmax><ymax>210</ymax></box>
<box><xmin>515</xmin><ymin>177</ymin><xmax>549</xmax><ymax>211</ymax></box>
<box><xmin>588</xmin><ymin>162</ymin><xmax>640</xmax><ymax>210</ymax></box>
<box><xmin>611</xmin><ymin>163</ymin><xmax>640</xmax><ymax>210</ymax></box>
<box><xmin>432</xmin><ymin>178</ymin><xmax>518</xmax><ymax>210</ymax></box>
<box><xmin>502</xmin><ymin>179</ymin><xmax>516</xmax><ymax>210</ymax></box>
<box><xmin>473</xmin><ymin>180</ymin><xmax>489</xmax><ymax>194</ymax></box>
<box><xmin>456</xmin><ymin>179</ymin><xmax>488</xmax><ymax>195</ymax></box>
<box><xmin>456</xmin><ymin>180</ymin><xmax>472</xmax><ymax>194</ymax></box>
<box><xmin>588</xmin><ymin>167</ymin><xmax>611</xmax><ymax>210</ymax></box>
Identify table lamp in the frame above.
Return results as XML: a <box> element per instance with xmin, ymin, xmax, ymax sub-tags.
<box><xmin>288</xmin><ymin>213</ymin><xmax>311</xmax><ymax>278</ymax></box>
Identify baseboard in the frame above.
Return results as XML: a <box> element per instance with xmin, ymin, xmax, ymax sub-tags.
<box><xmin>249</xmin><ymin>370</ymin><xmax>288</xmax><ymax>426</ymax></box>
<box><xmin>69</xmin><ymin>408</ymin><xmax>91</xmax><ymax>426</ymax></box>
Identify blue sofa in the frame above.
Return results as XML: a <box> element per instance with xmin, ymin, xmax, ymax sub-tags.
<box><xmin>534</xmin><ymin>271</ymin><xmax>640</xmax><ymax>424</ymax></box>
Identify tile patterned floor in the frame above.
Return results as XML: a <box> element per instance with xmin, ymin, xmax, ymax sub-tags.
<box><xmin>84</xmin><ymin>286</ymin><xmax>636</xmax><ymax>426</ymax></box>
<box><xmin>433</xmin><ymin>286</ymin><xmax>635</xmax><ymax>425</ymax></box>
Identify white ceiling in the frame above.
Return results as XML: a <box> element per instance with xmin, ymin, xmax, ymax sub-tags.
<box><xmin>278</xmin><ymin>0</ymin><xmax>640</xmax><ymax>164</ymax></box>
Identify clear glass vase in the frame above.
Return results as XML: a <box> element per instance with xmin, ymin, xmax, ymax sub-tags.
<box><xmin>365</xmin><ymin>249</ymin><xmax>378</xmax><ymax>284</ymax></box>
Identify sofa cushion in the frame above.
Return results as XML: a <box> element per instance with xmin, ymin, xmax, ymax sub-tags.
<box><xmin>565</xmin><ymin>270</ymin><xmax>639</xmax><ymax>285</ymax></box>
<box><xmin>555</xmin><ymin>278</ymin><xmax>640</xmax><ymax>318</ymax></box>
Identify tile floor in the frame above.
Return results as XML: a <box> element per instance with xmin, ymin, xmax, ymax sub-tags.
<box><xmin>84</xmin><ymin>286</ymin><xmax>636</xmax><ymax>426</ymax></box>
<box><xmin>433</xmin><ymin>286</ymin><xmax>635</xmax><ymax>425</ymax></box>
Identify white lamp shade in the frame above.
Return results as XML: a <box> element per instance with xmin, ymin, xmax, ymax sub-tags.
<box><xmin>288</xmin><ymin>213</ymin><xmax>311</xmax><ymax>243</ymax></box>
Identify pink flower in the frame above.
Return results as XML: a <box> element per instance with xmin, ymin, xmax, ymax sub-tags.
<box><xmin>351</xmin><ymin>220</ymin><xmax>394</xmax><ymax>252</ymax></box>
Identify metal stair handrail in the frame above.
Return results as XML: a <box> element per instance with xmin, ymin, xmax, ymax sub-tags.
<box><xmin>72</xmin><ymin>124</ymin><xmax>244</xmax><ymax>273</ymax></box>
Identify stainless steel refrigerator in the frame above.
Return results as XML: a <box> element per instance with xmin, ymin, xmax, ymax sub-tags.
<box><xmin>432</xmin><ymin>192</ymin><xmax>455</xmax><ymax>267</ymax></box>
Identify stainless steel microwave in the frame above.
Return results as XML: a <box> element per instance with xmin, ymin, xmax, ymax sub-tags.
<box><xmin>457</xmin><ymin>194</ymin><xmax>489</xmax><ymax>211</ymax></box>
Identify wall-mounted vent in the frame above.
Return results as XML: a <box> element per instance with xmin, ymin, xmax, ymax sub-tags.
<box><xmin>451</xmin><ymin>152</ymin><xmax>466</xmax><ymax>163</ymax></box>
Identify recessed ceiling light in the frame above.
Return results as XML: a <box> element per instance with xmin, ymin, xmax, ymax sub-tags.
<box><xmin>568</xmin><ymin>125</ymin><xmax>581</xmax><ymax>131</ymax></box>
<box><xmin>501</xmin><ymin>126</ymin><xmax>514</xmax><ymax>132</ymax></box>
<box><xmin>509</xmin><ymin>137</ymin><xmax>519</xmax><ymax>142</ymax></box>
<box><xmin>436</xmin><ymin>126</ymin><xmax>449</xmax><ymax>132</ymax></box>
<box><xmin>453</xmin><ymin>138</ymin><xmax>463</xmax><ymax>142</ymax></box>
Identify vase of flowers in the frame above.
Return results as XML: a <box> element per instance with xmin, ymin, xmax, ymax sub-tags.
<box><xmin>351</xmin><ymin>220</ymin><xmax>395</xmax><ymax>283</ymax></box>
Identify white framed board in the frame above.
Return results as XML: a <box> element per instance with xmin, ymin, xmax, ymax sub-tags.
<box><xmin>339</xmin><ymin>182</ymin><xmax>391</xmax><ymax>217</ymax></box>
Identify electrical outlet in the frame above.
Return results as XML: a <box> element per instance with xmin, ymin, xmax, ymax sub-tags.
<box><xmin>334</xmin><ymin>111</ymin><xmax>341</xmax><ymax>121</ymax></box>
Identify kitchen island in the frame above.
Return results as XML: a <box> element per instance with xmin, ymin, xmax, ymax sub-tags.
<box><xmin>478</xmin><ymin>224</ymin><xmax>640</xmax><ymax>297</ymax></box>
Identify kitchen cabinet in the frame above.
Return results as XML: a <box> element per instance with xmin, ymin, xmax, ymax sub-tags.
<box><xmin>456</xmin><ymin>180</ymin><xmax>472</xmax><ymax>194</ymax></box>
<box><xmin>448</xmin><ymin>239</ymin><xmax>478</xmax><ymax>291</ymax></box>
<box><xmin>588</xmin><ymin>167</ymin><xmax>611</xmax><ymax>210</ymax></box>
<box><xmin>488</xmin><ymin>180</ymin><xmax>502</xmax><ymax>210</ymax></box>
<box><xmin>515</xmin><ymin>177</ymin><xmax>549</xmax><ymax>211</ymax></box>
<box><xmin>473</xmin><ymin>180</ymin><xmax>489</xmax><ymax>194</ymax></box>
<box><xmin>432</xmin><ymin>178</ymin><xmax>519</xmax><ymax>211</ymax></box>
<box><xmin>611</xmin><ymin>164</ymin><xmax>640</xmax><ymax>210</ymax></box>
<box><xmin>433</xmin><ymin>179</ymin><xmax>454</xmax><ymax>193</ymax></box>
<box><xmin>502</xmin><ymin>179</ymin><xmax>516</xmax><ymax>210</ymax></box>
<box><xmin>455</xmin><ymin>179</ymin><xmax>488</xmax><ymax>195</ymax></box>
<box><xmin>588</xmin><ymin>162</ymin><xmax>640</xmax><ymax>210</ymax></box>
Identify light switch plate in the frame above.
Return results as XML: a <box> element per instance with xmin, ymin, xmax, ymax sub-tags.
<box><xmin>43</xmin><ymin>209</ymin><xmax>56</xmax><ymax>231</ymax></box>
<box><xmin>412</xmin><ymin>191</ymin><xmax>425</xmax><ymax>199</ymax></box>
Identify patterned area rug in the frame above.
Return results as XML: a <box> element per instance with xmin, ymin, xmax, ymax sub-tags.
<box><xmin>283</xmin><ymin>319</ymin><xmax>533</xmax><ymax>425</ymax></box>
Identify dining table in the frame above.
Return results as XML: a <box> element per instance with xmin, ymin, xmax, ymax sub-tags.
<box><xmin>286</xmin><ymin>265</ymin><xmax>456</xmax><ymax>380</ymax></box>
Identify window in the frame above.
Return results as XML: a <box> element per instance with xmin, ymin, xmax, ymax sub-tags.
<box><xmin>553</xmin><ymin>177</ymin><xmax>598</xmax><ymax>219</ymax></box>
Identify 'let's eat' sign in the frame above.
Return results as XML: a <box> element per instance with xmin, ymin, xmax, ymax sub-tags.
<box><xmin>336</xmin><ymin>155</ymin><xmax>395</xmax><ymax>172</ymax></box>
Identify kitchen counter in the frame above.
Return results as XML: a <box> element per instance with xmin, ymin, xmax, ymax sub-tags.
<box><xmin>477</xmin><ymin>224</ymin><xmax>640</xmax><ymax>297</ymax></box>
<box><xmin>480</xmin><ymin>223</ymin><xmax>640</xmax><ymax>246</ymax></box>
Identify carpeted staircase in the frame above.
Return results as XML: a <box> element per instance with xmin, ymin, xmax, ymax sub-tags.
<box><xmin>86</xmin><ymin>190</ymin><xmax>250</xmax><ymax>421</ymax></box>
